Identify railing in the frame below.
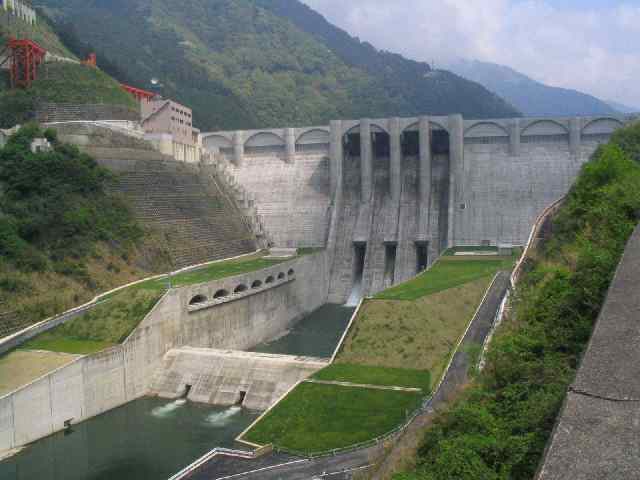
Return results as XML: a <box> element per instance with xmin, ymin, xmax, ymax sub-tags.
<box><xmin>511</xmin><ymin>196</ymin><xmax>566</xmax><ymax>287</ymax></box>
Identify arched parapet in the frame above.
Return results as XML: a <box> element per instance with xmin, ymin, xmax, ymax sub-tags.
<box><xmin>295</xmin><ymin>127</ymin><xmax>330</xmax><ymax>153</ymax></box>
<box><xmin>464</xmin><ymin>121</ymin><xmax>510</xmax><ymax>146</ymax></box>
<box><xmin>341</xmin><ymin>120</ymin><xmax>360</xmax><ymax>136</ymax></box>
<box><xmin>520</xmin><ymin>119</ymin><xmax>569</xmax><ymax>144</ymax></box>
<box><xmin>244</xmin><ymin>131</ymin><xmax>286</xmax><ymax>156</ymax></box>
<box><xmin>202</xmin><ymin>133</ymin><xmax>234</xmax><ymax>155</ymax></box>
<box><xmin>400</xmin><ymin>117</ymin><xmax>420</xmax><ymax>132</ymax></box>
<box><xmin>582</xmin><ymin>117</ymin><xmax>625</xmax><ymax>135</ymax></box>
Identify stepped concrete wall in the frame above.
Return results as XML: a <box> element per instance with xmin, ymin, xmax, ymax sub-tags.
<box><xmin>36</xmin><ymin>103</ymin><xmax>139</xmax><ymax>123</ymax></box>
<box><xmin>55</xmin><ymin>123</ymin><xmax>258</xmax><ymax>268</ymax></box>
<box><xmin>0</xmin><ymin>251</ymin><xmax>329</xmax><ymax>455</ymax></box>
<box><xmin>150</xmin><ymin>348</ymin><xmax>327</xmax><ymax>411</ymax></box>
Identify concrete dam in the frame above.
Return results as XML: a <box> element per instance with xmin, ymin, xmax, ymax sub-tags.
<box><xmin>0</xmin><ymin>113</ymin><xmax>635</xmax><ymax>478</ymax></box>
<box><xmin>203</xmin><ymin>114</ymin><xmax>631</xmax><ymax>301</ymax></box>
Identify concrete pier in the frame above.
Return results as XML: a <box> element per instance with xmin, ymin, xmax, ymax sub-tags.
<box><xmin>390</xmin><ymin>117</ymin><xmax>401</xmax><ymax>203</ymax></box>
<box><xmin>418</xmin><ymin>116</ymin><xmax>432</xmax><ymax>240</ymax></box>
<box><xmin>330</xmin><ymin>120</ymin><xmax>343</xmax><ymax>199</ymax></box>
<box><xmin>285</xmin><ymin>127</ymin><xmax>296</xmax><ymax>164</ymax></box>
<box><xmin>360</xmin><ymin>118</ymin><xmax>372</xmax><ymax>203</ymax></box>
<box><xmin>233</xmin><ymin>131</ymin><xmax>244</xmax><ymax>167</ymax></box>
<box><xmin>447</xmin><ymin>114</ymin><xmax>464</xmax><ymax>248</ymax></box>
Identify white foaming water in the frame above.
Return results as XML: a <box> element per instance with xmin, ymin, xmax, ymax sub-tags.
<box><xmin>346</xmin><ymin>278</ymin><xmax>363</xmax><ymax>307</ymax></box>
<box><xmin>151</xmin><ymin>400</ymin><xmax>185</xmax><ymax>418</ymax></box>
<box><xmin>205</xmin><ymin>406</ymin><xmax>241</xmax><ymax>427</ymax></box>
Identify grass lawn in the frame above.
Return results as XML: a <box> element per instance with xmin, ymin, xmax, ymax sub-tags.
<box><xmin>0</xmin><ymin>350</ymin><xmax>80</xmax><ymax>396</ymax></box>
<box><xmin>339</xmin><ymin>276</ymin><xmax>492</xmax><ymax>381</ymax></box>
<box><xmin>244</xmin><ymin>382</ymin><xmax>421</xmax><ymax>453</ymax></box>
<box><xmin>376</xmin><ymin>255</ymin><xmax>514</xmax><ymax>301</ymax></box>
<box><xmin>126</xmin><ymin>252</ymin><xmax>287</xmax><ymax>293</ymax></box>
<box><xmin>20</xmin><ymin>289</ymin><xmax>164</xmax><ymax>355</ymax></box>
<box><xmin>313</xmin><ymin>364</ymin><xmax>431</xmax><ymax>392</ymax></box>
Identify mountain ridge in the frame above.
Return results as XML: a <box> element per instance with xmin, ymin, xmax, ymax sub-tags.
<box><xmin>445</xmin><ymin>59</ymin><xmax>619</xmax><ymax>117</ymax></box>
<box><xmin>34</xmin><ymin>0</ymin><xmax>520</xmax><ymax>131</ymax></box>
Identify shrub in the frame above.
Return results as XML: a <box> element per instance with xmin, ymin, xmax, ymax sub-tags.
<box><xmin>399</xmin><ymin>124</ymin><xmax>640</xmax><ymax>479</ymax></box>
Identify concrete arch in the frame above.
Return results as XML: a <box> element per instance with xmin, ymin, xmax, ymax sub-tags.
<box><xmin>464</xmin><ymin>121</ymin><xmax>509</xmax><ymax>137</ymax></box>
<box><xmin>521</xmin><ymin>119</ymin><xmax>569</xmax><ymax>136</ymax></box>
<box><xmin>277</xmin><ymin>272</ymin><xmax>286</xmax><ymax>280</ymax></box>
<box><xmin>430</xmin><ymin>121</ymin><xmax>449</xmax><ymax>133</ymax></box>
<box><xmin>251</xmin><ymin>280</ymin><xmax>263</xmax><ymax>289</ymax></box>
<box><xmin>265</xmin><ymin>275</ymin><xmax>275</xmax><ymax>284</ymax></box>
<box><xmin>371</xmin><ymin>123</ymin><xmax>388</xmax><ymax>134</ymax></box>
<box><xmin>214</xmin><ymin>289</ymin><xmax>229</xmax><ymax>299</ymax></box>
<box><xmin>296</xmin><ymin>128</ymin><xmax>330</xmax><ymax>144</ymax></box>
<box><xmin>234</xmin><ymin>284</ymin><xmax>248</xmax><ymax>294</ymax></box>
<box><xmin>582</xmin><ymin>117</ymin><xmax>624</xmax><ymax>135</ymax></box>
<box><xmin>344</xmin><ymin>124</ymin><xmax>361</xmax><ymax>136</ymax></box>
<box><xmin>287</xmin><ymin>268</ymin><xmax>295</xmax><ymax>276</ymax></box>
<box><xmin>202</xmin><ymin>134</ymin><xmax>233</xmax><ymax>151</ymax></box>
<box><xmin>189</xmin><ymin>294</ymin><xmax>208</xmax><ymax>305</ymax></box>
<box><xmin>244</xmin><ymin>131</ymin><xmax>285</xmax><ymax>148</ymax></box>
<box><xmin>403</xmin><ymin>122</ymin><xmax>419</xmax><ymax>133</ymax></box>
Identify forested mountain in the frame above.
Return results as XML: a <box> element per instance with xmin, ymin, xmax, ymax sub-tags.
<box><xmin>607</xmin><ymin>100</ymin><xmax>639</xmax><ymax>114</ymax></box>
<box><xmin>446</xmin><ymin>59</ymin><xmax>619</xmax><ymax>117</ymax></box>
<box><xmin>35</xmin><ymin>0</ymin><xmax>519</xmax><ymax>131</ymax></box>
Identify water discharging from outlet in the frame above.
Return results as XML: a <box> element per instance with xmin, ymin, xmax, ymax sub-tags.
<box><xmin>0</xmin><ymin>397</ymin><xmax>258</xmax><ymax>480</ymax></box>
<box><xmin>347</xmin><ymin>243</ymin><xmax>367</xmax><ymax>307</ymax></box>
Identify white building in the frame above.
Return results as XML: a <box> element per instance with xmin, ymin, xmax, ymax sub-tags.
<box><xmin>2</xmin><ymin>0</ymin><xmax>36</xmax><ymax>25</ymax></box>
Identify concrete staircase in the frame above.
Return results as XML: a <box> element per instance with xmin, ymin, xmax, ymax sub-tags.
<box><xmin>109</xmin><ymin>159</ymin><xmax>257</xmax><ymax>269</ymax></box>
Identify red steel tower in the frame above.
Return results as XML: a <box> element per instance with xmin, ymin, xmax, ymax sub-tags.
<box><xmin>6</xmin><ymin>38</ymin><xmax>46</xmax><ymax>89</ymax></box>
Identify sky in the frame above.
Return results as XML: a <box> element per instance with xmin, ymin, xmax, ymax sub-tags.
<box><xmin>300</xmin><ymin>0</ymin><xmax>640</xmax><ymax>108</ymax></box>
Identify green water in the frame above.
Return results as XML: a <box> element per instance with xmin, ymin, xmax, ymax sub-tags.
<box><xmin>0</xmin><ymin>398</ymin><xmax>258</xmax><ymax>480</ymax></box>
<box><xmin>250</xmin><ymin>303</ymin><xmax>355</xmax><ymax>358</ymax></box>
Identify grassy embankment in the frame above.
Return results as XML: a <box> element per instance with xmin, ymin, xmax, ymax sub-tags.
<box><xmin>17</xmin><ymin>252</ymin><xmax>290</xmax><ymax>355</ymax></box>
<box><xmin>243</xmin><ymin>253</ymin><xmax>515</xmax><ymax>453</ymax></box>
<box><xmin>393</xmin><ymin>124</ymin><xmax>640</xmax><ymax>479</ymax></box>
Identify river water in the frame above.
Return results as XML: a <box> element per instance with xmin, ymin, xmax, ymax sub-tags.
<box><xmin>249</xmin><ymin>303</ymin><xmax>355</xmax><ymax>358</ymax></box>
<box><xmin>0</xmin><ymin>398</ymin><xmax>258</xmax><ymax>480</ymax></box>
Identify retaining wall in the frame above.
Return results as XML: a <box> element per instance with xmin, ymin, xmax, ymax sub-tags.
<box><xmin>0</xmin><ymin>251</ymin><xmax>329</xmax><ymax>456</ymax></box>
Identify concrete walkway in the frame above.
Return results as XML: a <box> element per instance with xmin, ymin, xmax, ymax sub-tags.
<box><xmin>304</xmin><ymin>379</ymin><xmax>422</xmax><ymax>393</ymax></box>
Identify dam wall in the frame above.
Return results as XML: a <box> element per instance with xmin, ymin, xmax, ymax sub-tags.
<box><xmin>149</xmin><ymin>348</ymin><xmax>327</xmax><ymax>411</ymax></box>
<box><xmin>204</xmin><ymin>115</ymin><xmax>633</xmax><ymax>299</ymax></box>
<box><xmin>203</xmin><ymin>127</ymin><xmax>332</xmax><ymax>248</ymax></box>
<box><xmin>0</xmin><ymin>251</ymin><xmax>329</xmax><ymax>455</ymax></box>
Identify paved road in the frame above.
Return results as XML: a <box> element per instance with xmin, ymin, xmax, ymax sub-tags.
<box><xmin>185</xmin><ymin>272</ymin><xmax>511</xmax><ymax>480</ymax></box>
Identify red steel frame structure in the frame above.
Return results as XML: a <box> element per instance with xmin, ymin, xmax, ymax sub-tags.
<box><xmin>7</xmin><ymin>38</ymin><xmax>46</xmax><ymax>89</ymax></box>
<box><xmin>121</xmin><ymin>83</ymin><xmax>155</xmax><ymax>102</ymax></box>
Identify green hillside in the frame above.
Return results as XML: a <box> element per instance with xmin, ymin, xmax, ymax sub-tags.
<box><xmin>0</xmin><ymin>62</ymin><xmax>138</xmax><ymax>128</ymax></box>
<box><xmin>0</xmin><ymin>8</ymin><xmax>138</xmax><ymax>128</ymax></box>
<box><xmin>0</xmin><ymin>125</ymin><xmax>171</xmax><ymax>333</ymax></box>
<box><xmin>35</xmin><ymin>0</ymin><xmax>520</xmax><ymax>131</ymax></box>
<box><xmin>0</xmin><ymin>8</ymin><xmax>73</xmax><ymax>57</ymax></box>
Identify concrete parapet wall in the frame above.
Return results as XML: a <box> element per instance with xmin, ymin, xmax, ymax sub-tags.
<box><xmin>150</xmin><ymin>347</ymin><xmax>327</xmax><ymax>411</ymax></box>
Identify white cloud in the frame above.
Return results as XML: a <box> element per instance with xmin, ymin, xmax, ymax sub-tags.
<box><xmin>301</xmin><ymin>0</ymin><xmax>640</xmax><ymax>108</ymax></box>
